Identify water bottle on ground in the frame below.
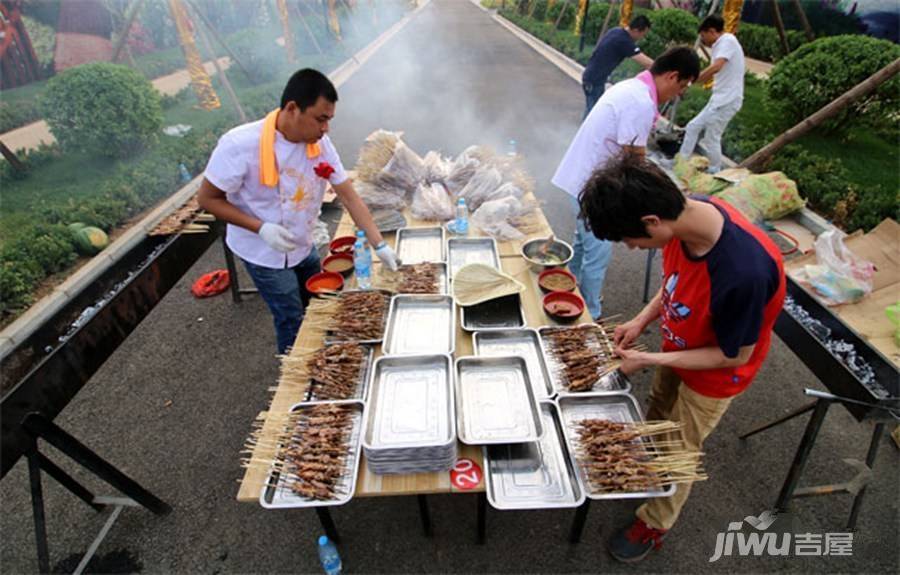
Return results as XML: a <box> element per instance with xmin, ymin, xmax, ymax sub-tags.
<box><xmin>353</xmin><ymin>238</ymin><xmax>372</xmax><ymax>289</ymax></box>
<box><xmin>178</xmin><ymin>162</ymin><xmax>192</xmax><ymax>183</ymax></box>
<box><xmin>455</xmin><ymin>198</ymin><xmax>468</xmax><ymax>236</ymax></box>
<box><xmin>317</xmin><ymin>535</ymin><xmax>342</xmax><ymax>575</ymax></box>
<box><xmin>506</xmin><ymin>139</ymin><xmax>517</xmax><ymax>157</ymax></box>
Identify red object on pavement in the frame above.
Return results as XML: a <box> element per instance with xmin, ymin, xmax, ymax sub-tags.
<box><xmin>191</xmin><ymin>270</ymin><xmax>230</xmax><ymax>298</ymax></box>
<box><xmin>450</xmin><ymin>458</ymin><xmax>483</xmax><ymax>491</ymax></box>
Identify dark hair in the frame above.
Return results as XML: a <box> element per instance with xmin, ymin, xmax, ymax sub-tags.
<box><xmin>650</xmin><ymin>45</ymin><xmax>701</xmax><ymax>82</ymax></box>
<box><xmin>280</xmin><ymin>68</ymin><xmax>338</xmax><ymax>111</ymax></box>
<box><xmin>629</xmin><ymin>15</ymin><xmax>651</xmax><ymax>31</ymax></box>
<box><xmin>578</xmin><ymin>153</ymin><xmax>686</xmax><ymax>242</ymax></box>
<box><xmin>699</xmin><ymin>14</ymin><xmax>725</xmax><ymax>32</ymax></box>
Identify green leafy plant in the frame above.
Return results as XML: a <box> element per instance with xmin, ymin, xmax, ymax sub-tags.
<box><xmin>736</xmin><ymin>22</ymin><xmax>806</xmax><ymax>63</ymax></box>
<box><xmin>40</xmin><ymin>62</ymin><xmax>164</xmax><ymax>158</ymax></box>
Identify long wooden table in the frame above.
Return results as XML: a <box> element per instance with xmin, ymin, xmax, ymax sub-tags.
<box><xmin>236</xmin><ymin>200</ymin><xmax>594</xmax><ymax>522</ymax></box>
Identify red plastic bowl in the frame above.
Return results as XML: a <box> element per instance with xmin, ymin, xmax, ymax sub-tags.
<box><xmin>329</xmin><ymin>235</ymin><xmax>356</xmax><ymax>255</ymax></box>
<box><xmin>542</xmin><ymin>291</ymin><xmax>585</xmax><ymax>323</ymax></box>
<box><xmin>322</xmin><ymin>253</ymin><xmax>354</xmax><ymax>277</ymax></box>
<box><xmin>305</xmin><ymin>271</ymin><xmax>344</xmax><ymax>295</ymax></box>
<box><xmin>538</xmin><ymin>268</ymin><xmax>577</xmax><ymax>294</ymax></box>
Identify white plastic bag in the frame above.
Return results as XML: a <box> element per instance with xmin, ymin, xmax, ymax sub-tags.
<box><xmin>470</xmin><ymin>196</ymin><xmax>537</xmax><ymax>240</ymax></box>
<box><xmin>445</xmin><ymin>150</ymin><xmax>481</xmax><ymax>195</ymax></box>
<box><xmin>797</xmin><ymin>230</ymin><xmax>876</xmax><ymax>305</ymax></box>
<box><xmin>312</xmin><ymin>218</ymin><xmax>331</xmax><ymax>249</ymax></box>
<box><xmin>410</xmin><ymin>182</ymin><xmax>454</xmax><ymax>222</ymax></box>
<box><xmin>378</xmin><ymin>142</ymin><xmax>425</xmax><ymax>194</ymax></box>
<box><xmin>422</xmin><ymin>151</ymin><xmax>452</xmax><ymax>185</ymax></box>
<box><xmin>457</xmin><ymin>167</ymin><xmax>503</xmax><ymax>210</ymax></box>
<box><xmin>356</xmin><ymin>181</ymin><xmax>408</xmax><ymax>211</ymax></box>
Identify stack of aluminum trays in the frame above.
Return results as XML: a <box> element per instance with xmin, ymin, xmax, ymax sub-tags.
<box><xmin>362</xmin><ymin>354</ymin><xmax>457</xmax><ymax>474</ymax></box>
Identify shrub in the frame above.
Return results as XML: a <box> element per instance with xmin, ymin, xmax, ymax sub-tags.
<box><xmin>40</xmin><ymin>62</ymin><xmax>164</xmax><ymax>158</ymax></box>
<box><xmin>545</xmin><ymin>1</ymin><xmax>575</xmax><ymax>30</ymax></box>
<box><xmin>0</xmin><ymin>99</ymin><xmax>42</xmax><ymax>133</ymax></box>
<box><xmin>641</xmin><ymin>8</ymin><xmax>698</xmax><ymax>58</ymax></box>
<box><xmin>0</xmin><ymin>142</ymin><xmax>62</xmax><ymax>184</ymax></box>
<box><xmin>22</xmin><ymin>15</ymin><xmax>55</xmax><ymax>76</ymax></box>
<box><xmin>767</xmin><ymin>35</ymin><xmax>900</xmax><ymax>134</ymax></box>
<box><xmin>736</xmin><ymin>22</ymin><xmax>806</xmax><ymax>63</ymax></box>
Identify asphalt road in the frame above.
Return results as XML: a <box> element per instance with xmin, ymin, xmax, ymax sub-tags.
<box><xmin>2</xmin><ymin>1</ymin><xmax>897</xmax><ymax>573</ymax></box>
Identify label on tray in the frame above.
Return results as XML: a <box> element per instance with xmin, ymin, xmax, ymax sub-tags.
<box><xmin>450</xmin><ymin>458</ymin><xmax>483</xmax><ymax>491</ymax></box>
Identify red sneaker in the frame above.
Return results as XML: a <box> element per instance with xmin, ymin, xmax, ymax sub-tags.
<box><xmin>608</xmin><ymin>518</ymin><xmax>668</xmax><ymax>563</ymax></box>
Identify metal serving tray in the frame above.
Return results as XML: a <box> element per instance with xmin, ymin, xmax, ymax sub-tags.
<box><xmin>455</xmin><ymin>356</ymin><xmax>543</xmax><ymax>445</ymax></box>
<box><xmin>305</xmin><ymin>344</ymin><xmax>375</xmax><ymax>402</ymax></box>
<box><xmin>396</xmin><ymin>226</ymin><xmax>446</xmax><ymax>264</ymax></box>
<box><xmin>556</xmin><ymin>393</ymin><xmax>675</xmax><ymax>500</ymax></box>
<box><xmin>260</xmin><ymin>400</ymin><xmax>364</xmax><ymax>509</ymax></box>
<box><xmin>484</xmin><ymin>401</ymin><xmax>585</xmax><ymax>510</ymax></box>
<box><xmin>448</xmin><ymin>237</ymin><xmax>500</xmax><ymax>278</ymax></box>
<box><xmin>383</xmin><ymin>295</ymin><xmax>455</xmax><ymax>355</ymax></box>
<box><xmin>461</xmin><ymin>294</ymin><xmax>526</xmax><ymax>332</ymax></box>
<box><xmin>473</xmin><ymin>329</ymin><xmax>554</xmax><ymax>399</ymax></box>
<box><xmin>324</xmin><ymin>289</ymin><xmax>391</xmax><ymax>345</ymax></box>
<box><xmin>363</xmin><ymin>354</ymin><xmax>455</xmax><ymax>450</ymax></box>
<box><xmin>538</xmin><ymin>326</ymin><xmax>632</xmax><ymax>395</ymax></box>
<box><xmin>396</xmin><ymin>262</ymin><xmax>449</xmax><ymax>295</ymax></box>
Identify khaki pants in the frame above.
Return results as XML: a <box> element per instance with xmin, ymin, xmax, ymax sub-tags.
<box><xmin>636</xmin><ymin>366</ymin><xmax>734</xmax><ymax>531</ymax></box>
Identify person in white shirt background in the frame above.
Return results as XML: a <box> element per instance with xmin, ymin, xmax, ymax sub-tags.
<box><xmin>199</xmin><ymin>68</ymin><xmax>399</xmax><ymax>354</ymax></box>
<box><xmin>678</xmin><ymin>14</ymin><xmax>745</xmax><ymax>173</ymax></box>
<box><xmin>552</xmin><ymin>47</ymin><xmax>700</xmax><ymax>320</ymax></box>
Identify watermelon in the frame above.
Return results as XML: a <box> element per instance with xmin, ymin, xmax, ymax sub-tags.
<box><xmin>67</xmin><ymin>222</ymin><xmax>87</xmax><ymax>234</ymax></box>
<box><xmin>71</xmin><ymin>226</ymin><xmax>109</xmax><ymax>255</ymax></box>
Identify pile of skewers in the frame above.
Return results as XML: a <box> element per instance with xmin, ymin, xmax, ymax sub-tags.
<box><xmin>149</xmin><ymin>197</ymin><xmax>214</xmax><ymax>236</ymax></box>
<box><xmin>244</xmin><ymin>404</ymin><xmax>357</xmax><ymax>501</ymax></box>
<box><xmin>573</xmin><ymin>419</ymin><xmax>706</xmax><ymax>494</ymax></box>
<box><xmin>279</xmin><ymin>342</ymin><xmax>367</xmax><ymax>401</ymax></box>
<box><xmin>376</xmin><ymin>263</ymin><xmax>441</xmax><ymax>294</ymax></box>
<box><xmin>542</xmin><ymin>324</ymin><xmax>622</xmax><ymax>392</ymax></box>
<box><xmin>305</xmin><ymin>291</ymin><xmax>389</xmax><ymax>342</ymax></box>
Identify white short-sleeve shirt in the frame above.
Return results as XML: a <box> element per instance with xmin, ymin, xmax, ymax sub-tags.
<box><xmin>710</xmin><ymin>33</ymin><xmax>745</xmax><ymax>107</ymax></box>
<box><xmin>552</xmin><ymin>77</ymin><xmax>656</xmax><ymax>199</ymax></box>
<box><xmin>204</xmin><ymin>120</ymin><xmax>348</xmax><ymax>268</ymax></box>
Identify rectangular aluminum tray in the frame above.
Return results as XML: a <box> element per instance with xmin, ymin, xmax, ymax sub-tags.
<box><xmin>461</xmin><ymin>294</ymin><xmax>526</xmax><ymax>332</ymax></box>
<box><xmin>260</xmin><ymin>400</ymin><xmax>364</xmax><ymax>509</ymax></box>
<box><xmin>324</xmin><ymin>289</ymin><xmax>391</xmax><ymax>345</ymax></box>
<box><xmin>538</xmin><ymin>326</ymin><xmax>632</xmax><ymax>395</ymax></box>
<box><xmin>363</xmin><ymin>354</ymin><xmax>455</xmax><ymax>450</ymax></box>
<box><xmin>447</xmin><ymin>237</ymin><xmax>500</xmax><ymax>279</ymax></box>
<box><xmin>455</xmin><ymin>356</ymin><xmax>543</xmax><ymax>445</ymax></box>
<box><xmin>556</xmin><ymin>394</ymin><xmax>675</xmax><ymax>500</ymax></box>
<box><xmin>305</xmin><ymin>344</ymin><xmax>375</xmax><ymax>402</ymax></box>
<box><xmin>473</xmin><ymin>329</ymin><xmax>554</xmax><ymax>399</ymax></box>
<box><xmin>484</xmin><ymin>401</ymin><xmax>585</xmax><ymax>510</ymax></box>
<box><xmin>396</xmin><ymin>226</ymin><xmax>446</xmax><ymax>264</ymax></box>
<box><xmin>383</xmin><ymin>295</ymin><xmax>455</xmax><ymax>355</ymax></box>
<box><xmin>396</xmin><ymin>262</ymin><xmax>449</xmax><ymax>295</ymax></box>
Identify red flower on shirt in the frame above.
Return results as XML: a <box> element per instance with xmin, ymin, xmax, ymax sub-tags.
<box><xmin>314</xmin><ymin>162</ymin><xmax>335</xmax><ymax>179</ymax></box>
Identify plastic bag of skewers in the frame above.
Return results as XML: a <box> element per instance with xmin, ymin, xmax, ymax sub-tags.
<box><xmin>470</xmin><ymin>195</ymin><xmax>539</xmax><ymax>240</ymax></box>
<box><xmin>354</xmin><ymin>130</ymin><xmax>424</xmax><ymax>206</ymax></box>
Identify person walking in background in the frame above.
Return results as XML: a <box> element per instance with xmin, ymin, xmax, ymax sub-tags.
<box><xmin>581</xmin><ymin>15</ymin><xmax>655</xmax><ymax>119</ymax></box>
<box><xmin>678</xmin><ymin>14</ymin><xmax>745</xmax><ymax>173</ymax></box>
<box><xmin>553</xmin><ymin>47</ymin><xmax>700</xmax><ymax>320</ymax></box>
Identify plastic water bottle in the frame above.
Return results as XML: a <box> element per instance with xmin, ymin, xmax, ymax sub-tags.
<box><xmin>506</xmin><ymin>139</ymin><xmax>517</xmax><ymax>157</ymax></box>
<box><xmin>317</xmin><ymin>535</ymin><xmax>342</xmax><ymax>575</ymax></box>
<box><xmin>355</xmin><ymin>229</ymin><xmax>368</xmax><ymax>248</ymax></box>
<box><xmin>353</xmin><ymin>238</ymin><xmax>372</xmax><ymax>289</ymax></box>
<box><xmin>178</xmin><ymin>162</ymin><xmax>192</xmax><ymax>183</ymax></box>
<box><xmin>455</xmin><ymin>198</ymin><xmax>468</xmax><ymax>236</ymax></box>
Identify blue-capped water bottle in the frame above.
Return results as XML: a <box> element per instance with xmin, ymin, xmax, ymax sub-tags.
<box><xmin>355</xmin><ymin>229</ymin><xmax>368</xmax><ymax>248</ymax></box>
<box><xmin>317</xmin><ymin>535</ymin><xmax>342</xmax><ymax>575</ymax></box>
<box><xmin>353</xmin><ymin>238</ymin><xmax>372</xmax><ymax>289</ymax></box>
<box><xmin>506</xmin><ymin>139</ymin><xmax>517</xmax><ymax>157</ymax></box>
<box><xmin>178</xmin><ymin>162</ymin><xmax>192</xmax><ymax>183</ymax></box>
<box><xmin>455</xmin><ymin>198</ymin><xmax>468</xmax><ymax>236</ymax></box>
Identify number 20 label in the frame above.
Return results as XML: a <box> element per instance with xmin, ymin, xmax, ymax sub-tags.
<box><xmin>450</xmin><ymin>458</ymin><xmax>482</xmax><ymax>490</ymax></box>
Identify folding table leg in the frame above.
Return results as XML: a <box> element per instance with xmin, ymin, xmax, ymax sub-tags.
<box><xmin>847</xmin><ymin>423</ymin><xmax>885</xmax><ymax>530</ymax></box>
<box><xmin>315</xmin><ymin>507</ymin><xmax>341</xmax><ymax>544</ymax></box>
<box><xmin>27</xmin><ymin>450</ymin><xmax>50</xmax><ymax>574</ymax></box>
<box><xmin>417</xmin><ymin>495</ymin><xmax>433</xmax><ymax>538</ymax></box>
<box><xmin>476</xmin><ymin>492</ymin><xmax>487</xmax><ymax>545</ymax></box>
<box><xmin>569</xmin><ymin>499</ymin><xmax>591</xmax><ymax>544</ymax></box>
<box><xmin>775</xmin><ymin>399</ymin><xmax>832</xmax><ymax>511</ymax></box>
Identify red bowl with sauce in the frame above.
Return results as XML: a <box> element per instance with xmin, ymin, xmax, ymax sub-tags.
<box><xmin>542</xmin><ymin>291</ymin><xmax>585</xmax><ymax>323</ymax></box>
<box><xmin>305</xmin><ymin>271</ymin><xmax>344</xmax><ymax>295</ymax></box>
<box><xmin>538</xmin><ymin>268</ymin><xmax>577</xmax><ymax>294</ymax></box>
<box><xmin>322</xmin><ymin>253</ymin><xmax>354</xmax><ymax>277</ymax></box>
<box><xmin>329</xmin><ymin>235</ymin><xmax>356</xmax><ymax>255</ymax></box>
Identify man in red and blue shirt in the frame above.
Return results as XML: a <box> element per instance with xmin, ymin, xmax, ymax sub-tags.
<box><xmin>577</xmin><ymin>153</ymin><xmax>785</xmax><ymax>562</ymax></box>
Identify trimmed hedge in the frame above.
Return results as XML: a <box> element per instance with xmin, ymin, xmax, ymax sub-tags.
<box><xmin>0</xmin><ymin>100</ymin><xmax>42</xmax><ymax>133</ymax></box>
<box><xmin>736</xmin><ymin>22</ymin><xmax>806</xmax><ymax>62</ymax></box>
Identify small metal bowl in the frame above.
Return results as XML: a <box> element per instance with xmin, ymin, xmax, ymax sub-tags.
<box><xmin>521</xmin><ymin>237</ymin><xmax>573</xmax><ymax>273</ymax></box>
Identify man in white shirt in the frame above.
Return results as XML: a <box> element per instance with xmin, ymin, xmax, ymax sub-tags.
<box><xmin>552</xmin><ymin>47</ymin><xmax>700</xmax><ymax>319</ymax></box>
<box><xmin>678</xmin><ymin>14</ymin><xmax>745</xmax><ymax>173</ymax></box>
<box><xmin>199</xmin><ymin>68</ymin><xmax>398</xmax><ymax>354</ymax></box>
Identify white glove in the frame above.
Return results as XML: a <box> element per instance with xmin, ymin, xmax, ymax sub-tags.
<box><xmin>374</xmin><ymin>243</ymin><xmax>399</xmax><ymax>271</ymax></box>
<box><xmin>258</xmin><ymin>222</ymin><xmax>297</xmax><ymax>253</ymax></box>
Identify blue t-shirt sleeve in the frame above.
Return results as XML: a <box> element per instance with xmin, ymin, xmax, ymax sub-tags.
<box><xmin>710</xmin><ymin>279</ymin><xmax>768</xmax><ymax>358</ymax></box>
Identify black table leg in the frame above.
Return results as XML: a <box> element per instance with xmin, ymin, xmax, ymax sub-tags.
<box><xmin>775</xmin><ymin>399</ymin><xmax>832</xmax><ymax>511</ymax></box>
<box><xmin>476</xmin><ymin>492</ymin><xmax>487</xmax><ymax>545</ymax></box>
<box><xmin>740</xmin><ymin>401</ymin><xmax>817</xmax><ymax>440</ymax></box>
<box><xmin>418</xmin><ymin>494</ymin><xmax>433</xmax><ymax>538</ymax></box>
<box><xmin>37</xmin><ymin>452</ymin><xmax>104</xmax><ymax>512</ymax></box>
<box><xmin>315</xmin><ymin>507</ymin><xmax>341</xmax><ymax>544</ymax></box>
<box><xmin>569</xmin><ymin>499</ymin><xmax>591</xmax><ymax>544</ymax></box>
<box><xmin>27</xmin><ymin>449</ymin><xmax>50</xmax><ymax>574</ymax></box>
<box><xmin>847</xmin><ymin>423</ymin><xmax>885</xmax><ymax>531</ymax></box>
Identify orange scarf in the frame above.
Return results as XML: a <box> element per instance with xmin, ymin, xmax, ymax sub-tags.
<box><xmin>259</xmin><ymin>108</ymin><xmax>322</xmax><ymax>187</ymax></box>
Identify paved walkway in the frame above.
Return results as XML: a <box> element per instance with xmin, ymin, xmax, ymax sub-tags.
<box><xmin>0</xmin><ymin>57</ymin><xmax>231</xmax><ymax>153</ymax></box>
